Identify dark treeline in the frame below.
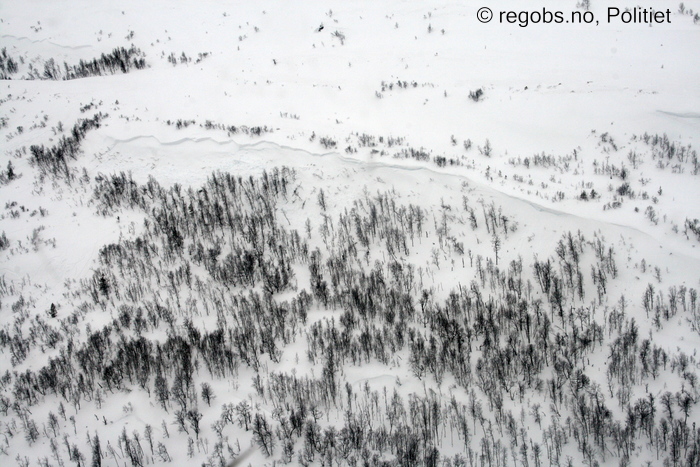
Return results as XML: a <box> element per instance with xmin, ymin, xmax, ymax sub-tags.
<box><xmin>34</xmin><ymin>46</ymin><xmax>147</xmax><ymax>81</ymax></box>
<box><xmin>165</xmin><ymin>118</ymin><xmax>274</xmax><ymax>137</ymax></box>
<box><xmin>29</xmin><ymin>113</ymin><xmax>105</xmax><ymax>180</ymax></box>
<box><xmin>0</xmin><ymin>47</ymin><xmax>20</xmax><ymax>80</ymax></box>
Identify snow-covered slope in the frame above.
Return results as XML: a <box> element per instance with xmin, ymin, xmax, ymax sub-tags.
<box><xmin>1</xmin><ymin>1</ymin><xmax>699</xmax><ymax>466</ymax></box>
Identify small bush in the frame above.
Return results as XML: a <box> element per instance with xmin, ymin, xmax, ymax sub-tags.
<box><xmin>616</xmin><ymin>182</ymin><xmax>632</xmax><ymax>197</ymax></box>
<box><xmin>469</xmin><ymin>88</ymin><xmax>484</xmax><ymax>102</ymax></box>
<box><xmin>320</xmin><ymin>137</ymin><xmax>337</xmax><ymax>149</ymax></box>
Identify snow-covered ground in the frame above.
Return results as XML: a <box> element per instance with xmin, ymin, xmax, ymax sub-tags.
<box><xmin>1</xmin><ymin>1</ymin><xmax>699</xmax><ymax>466</ymax></box>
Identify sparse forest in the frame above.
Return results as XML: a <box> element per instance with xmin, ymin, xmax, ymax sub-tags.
<box><xmin>1</xmin><ymin>1</ymin><xmax>699</xmax><ymax>466</ymax></box>
<box><xmin>2</xmin><ymin>151</ymin><xmax>700</xmax><ymax>465</ymax></box>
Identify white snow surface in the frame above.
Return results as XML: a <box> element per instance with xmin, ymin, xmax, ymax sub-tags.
<box><xmin>1</xmin><ymin>1</ymin><xmax>699</xmax><ymax>466</ymax></box>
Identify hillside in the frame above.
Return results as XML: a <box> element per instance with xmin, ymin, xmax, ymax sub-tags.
<box><xmin>1</xmin><ymin>1</ymin><xmax>699</xmax><ymax>466</ymax></box>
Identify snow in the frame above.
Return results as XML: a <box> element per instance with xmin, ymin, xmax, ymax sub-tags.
<box><xmin>1</xmin><ymin>0</ymin><xmax>699</xmax><ymax>466</ymax></box>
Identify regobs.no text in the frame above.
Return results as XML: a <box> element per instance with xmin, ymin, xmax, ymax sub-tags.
<box><xmin>476</xmin><ymin>7</ymin><xmax>672</xmax><ymax>27</ymax></box>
